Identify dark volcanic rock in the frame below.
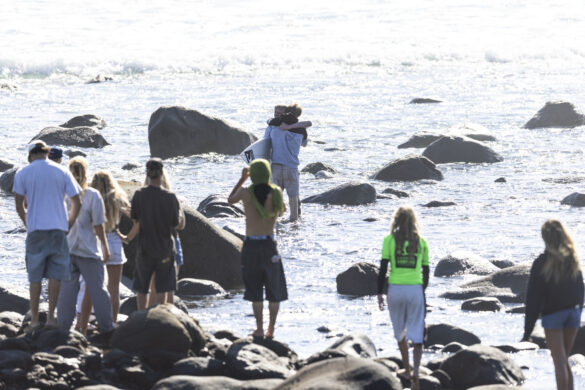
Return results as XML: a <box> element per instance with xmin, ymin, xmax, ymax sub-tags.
<box><xmin>398</xmin><ymin>131</ymin><xmax>442</xmax><ymax>149</ymax></box>
<box><xmin>336</xmin><ymin>262</ymin><xmax>381</xmax><ymax>296</ymax></box>
<box><xmin>561</xmin><ymin>192</ymin><xmax>585</xmax><ymax>207</ymax></box>
<box><xmin>0</xmin><ymin>159</ymin><xmax>14</xmax><ymax>173</ymax></box>
<box><xmin>169</xmin><ymin>356</ymin><xmax>225</xmax><ymax>376</ymax></box>
<box><xmin>64</xmin><ymin>149</ymin><xmax>87</xmax><ymax>158</ymax></box>
<box><xmin>31</xmin><ymin>126</ymin><xmax>109</xmax><ymax>148</ymax></box>
<box><xmin>524</xmin><ymin>101</ymin><xmax>585</xmax><ymax>129</ymax></box>
<box><xmin>304</xmin><ymin>333</ymin><xmax>377</xmax><ymax>366</ymax></box>
<box><xmin>121</xmin><ymin>162</ymin><xmax>140</xmax><ymax>170</ymax></box>
<box><xmin>410</xmin><ymin>98</ymin><xmax>442</xmax><ymax>104</ymax></box>
<box><xmin>197</xmin><ymin>194</ymin><xmax>245</xmax><ymax>218</ymax></box>
<box><xmin>461</xmin><ymin>297</ymin><xmax>504</xmax><ymax>312</ymax></box>
<box><xmin>424</xmin><ymin>324</ymin><xmax>481</xmax><ymax>348</ymax></box>
<box><xmin>225</xmin><ymin>339</ymin><xmax>293</xmax><ymax>379</ymax></box>
<box><xmin>495</xmin><ymin>177</ymin><xmax>506</xmax><ymax>183</ymax></box>
<box><xmin>148</xmin><ymin>106</ymin><xmax>256</xmax><ymax>159</ymax></box>
<box><xmin>371</xmin><ymin>155</ymin><xmax>443</xmax><ymax>182</ymax></box>
<box><xmin>423</xmin><ymin>201</ymin><xmax>456</xmax><ymax>208</ymax></box>
<box><xmin>60</xmin><ymin>114</ymin><xmax>106</xmax><ymax>129</ymax></box>
<box><xmin>434</xmin><ymin>252</ymin><xmax>499</xmax><ymax>277</ymax></box>
<box><xmin>382</xmin><ymin>188</ymin><xmax>409</xmax><ymax>197</ymax></box>
<box><xmin>0</xmin><ymin>284</ymin><xmax>30</xmax><ymax>314</ymax></box>
<box><xmin>176</xmin><ymin>278</ymin><xmax>226</xmax><ymax>298</ymax></box>
<box><xmin>301</xmin><ymin>162</ymin><xmax>337</xmax><ymax>174</ymax></box>
<box><xmin>0</xmin><ymin>167</ymin><xmax>18</xmax><ymax>194</ymax></box>
<box><xmin>152</xmin><ymin>375</ymin><xmax>282</xmax><ymax>390</ymax></box>
<box><xmin>440</xmin><ymin>345</ymin><xmax>525</xmax><ymax>389</ymax></box>
<box><xmin>302</xmin><ymin>182</ymin><xmax>376</xmax><ymax>206</ymax></box>
<box><xmin>423</xmin><ymin>136</ymin><xmax>503</xmax><ymax>164</ymax></box>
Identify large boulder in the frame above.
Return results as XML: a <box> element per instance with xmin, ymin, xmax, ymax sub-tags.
<box><xmin>169</xmin><ymin>356</ymin><xmax>225</xmax><ymax>376</ymax></box>
<box><xmin>225</xmin><ymin>339</ymin><xmax>294</xmax><ymax>379</ymax></box>
<box><xmin>336</xmin><ymin>262</ymin><xmax>381</xmax><ymax>296</ymax></box>
<box><xmin>0</xmin><ymin>159</ymin><xmax>14</xmax><ymax>173</ymax></box>
<box><xmin>121</xmin><ymin>203</ymin><xmax>243</xmax><ymax>290</ymax></box>
<box><xmin>434</xmin><ymin>252</ymin><xmax>500</xmax><ymax>277</ymax></box>
<box><xmin>148</xmin><ymin>106</ymin><xmax>256</xmax><ymax>159</ymax></box>
<box><xmin>274</xmin><ymin>357</ymin><xmax>402</xmax><ymax>390</ymax></box>
<box><xmin>31</xmin><ymin>126</ymin><xmax>109</xmax><ymax>148</ymax></box>
<box><xmin>561</xmin><ymin>192</ymin><xmax>585</xmax><ymax>207</ymax></box>
<box><xmin>176</xmin><ymin>278</ymin><xmax>226</xmax><ymax>298</ymax></box>
<box><xmin>0</xmin><ymin>284</ymin><xmax>29</xmax><ymax>314</ymax></box>
<box><xmin>110</xmin><ymin>304</ymin><xmax>206</xmax><ymax>357</ymax></box>
<box><xmin>398</xmin><ymin>125</ymin><xmax>495</xmax><ymax>150</ymax></box>
<box><xmin>60</xmin><ymin>114</ymin><xmax>106</xmax><ymax>129</ymax></box>
<box><xmin>524</xmin><ymin>101</ymin><xmax>585</xmax><ymax>129</ymax></box>
<box><xmin>301</xmin><ymin>162</ymin><xmax>336</xmax><ymax>174</ymax></box>
<box><xmin>0</xmin><ymin>167</ymin><xmax>18</xmax><ymax>194</ymax></box>
<box><xmin>440</xmin><ymin>264</ymin><xmax>530</xmax><ymax>303</ymax></box>
<box><xmin>439</xmin><ymin>345</ymin><xmax>525</xmax><ymax>389</ymax></box>
<box><xmin>425</xmin><ymin>324</ymin><xmax>481</xmax><ymax>347</ymax></box>
<box><xmin>304</xmin><ymin>333</ymin><xmax>377</xmax><ymax>366</ymax></box>
<box><xmin>302</xmin><ymin>182</ymin><xmax>376</xmax><ymax>206</ymax></box>
<box><xmin>197</xmin><ymin>194</ymin><xmax>245</xmax><ymax>218</ymax></box>
<box><xmin>423</xmin><ymin>136</ymin><xmax>503</xmax><ymax>164</ymax></box>
<box><xmin>371</xmin><ymin>155</ymin><xmax>443</xmax><ymax>182</ymax></box>
<box><xmin>152</xmin><ymin>375</ymin><xmax>282</xmax><ymax>390</ymax></box>
<box><xmin>461</xmin><ymin>297</ymin><xmax>504</xmax><ymax>312</ymax></box>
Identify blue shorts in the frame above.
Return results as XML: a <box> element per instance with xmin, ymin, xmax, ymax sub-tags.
<box><xmin>25</xmin><ymin>229</ymin><xmax>71</xmax><ymax>283</ymax></box>
<box><xmin>541</xmin><ymin>307</ymin><xmax>581</xmax><ymax>329</ymax></box>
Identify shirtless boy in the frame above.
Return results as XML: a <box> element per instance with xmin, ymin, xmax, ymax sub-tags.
<box><xmin>228</xmin><ymin>159</ymin><xmax>287</xmax><ymax>338</ymax></box>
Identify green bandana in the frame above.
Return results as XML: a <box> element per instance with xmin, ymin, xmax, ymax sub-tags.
<box><xmin>248</xmin><ymin>159</ymin><xmax>284</xmax><ymax>219</ymax></box>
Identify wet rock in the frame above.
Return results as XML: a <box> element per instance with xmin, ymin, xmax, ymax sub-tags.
<box><xmin>60</xmin><ymin>114</ymin><xmax>106</xmax><ymax>129</ymax></box>
<box><xmin>121</xmin><ymin>202</ymin><xmax>243</xmax><ymax>290</ymax></box>
<box><xmin>439</xmin><ymin>345</ymin><xmax>525</xmax><ymax>389</ymax></box>
<box><xmin>225</xmin><ymin>339</ymin><xmax>293</xmax><ymax>379</ymax></box>
<box><xmin>434</xmin><ymin>252</ymin><xmax>500</xmax><ymax>277</ymax></box>
<box><xmin>64</xmin><ymin>149</ymin><xmax>87</xmax><ymax>158</ymax></box>
<box><xmin>197</xmin><ymin>194</ymin><xmax>245</xmax><ymax>218</ymax></box>
<box><xmin>31</xmin><ymin>126</ymin><xmax>109</xmax><ymax>148</ymax></box>
<box><xmin>222</xmin><ymin>226</ymin><xmax>245</xmax><ymax>241</ymax></box>
<box><xmin>423</xmin><ymin>201</ymin><xmax>456</xmax><ymax>207</ymax></box>
<box><xmin>490</xmin><ymin>259</ymin><xmax>514</xmax><ymax>269</ymax></box>
<box><xmin>419</xmin><ymin>374</ymin><xmax>442</xmax><ymax>389</ymax></box>
<box><xmin>169</xmin><ymin>356</ymin><xmax>225</xmax><ymax>376</ymax></box>
<box><xmin>561</xmin><ymin>192</ymin><xmax>585</xmax><ymax>207</ymax></box>
<box><xmin>448</xmin><ymin>123</ymin><xmax>497</xmax><ymax>142</ymax></box>
<box><xmin>336</xmin><ymin>262</ymin><xmax>381</xmax><ymax>296</ymax></box>
<box><xmin>410</xmin><ymin>98</ymin><xmax>442</xmax><ymax>104</ymax></box>
<box><xmin>363</xmin><ymin>217</ymin><xmax>377</xmax><ymax>222</ymax></box>
<box><xmin>524</xmin><ymin>101</ymin><xmax>585</xmax><ymax>129</ymax></box>
<box><xmin>493</xmin><ymin>341</ymin><xmax>538</xmax><ymax>353</ymax></box>
<box><xmin>152</xmin><ymin>375</ymin><xmax>282</xmax><ymax>390</ymax></box>
<box><xmin>371</xmin><ymin>155</ymin><xmax>443</xmax><ymax>182</ymax></box>
<box><xmin>373</xmin><ymin>357</ymin><xmax>400</xmax><ymax>372</ymax></box>
<box><xmin>0</xmin><ymin>350</ymin><xmax>32</xmax><ymax>370</ymax></box>
<box><xmin>382</xmin><ymin>188</ymin><xmax>409</xmax><ymax>197</ymax></box>
<box><xmin>0</xmin><ymin>311</ymin><xmax>24</xmax><ymax>329</ymax></box>
<box><xmin>0</xmin><ymin>336</ymin><xmax>30</xmax><ymax>352</ymax></box>
<box><xmin>54</xmin><ymin>345</ymin><xmax>83</xmax><ymax>358</ymax></box>
<box><xmin>0</xmin><ymin>83</ymin><xmax>17</xmax><ymax>91</ymax></box>
<box><xmin>570</xmin><ymin>325</ymin><xmax>585</xmax><ymax>356</ymax></box>
<box><xmin>119</xmin><ymin>295</ymin><xmax>188</xmax><ymax>316</ymax></box>
<box><xmin>301</xmin><ymin>162</ymin><xmax>336</xmax><ymax>174</ymax></box>
<box><xmin>314</xmin><ymin>170</ymin><xmax>334</xmax><ymax>179</ymax></box>
<box><xmin>304</xmin><ymin>333</ymin><xmax>377</xmax><ymax>366</ymax></box>
<box><xmin>148</xmin><ymin>106</ymin><xmax>256</xmax><ymax>159</ymax></box>
<box><xmin>423</xmin><ymin>136</ymin><xmax>503</xmax><ymax>164</ymax></box>
<box><xmin>32</xmin><ymin>351</ymin><xmax>80</xmax><ymax>375</ymax></box>
<box><xmin>111</xmin><ymin>304</ymin><xmax>206</xmax><ymax>357</ymax></box>
<box><xmin>441</xmin><ymin>264</ymin><xmax>531</xmax><ymax>304</ymax></box>
<box><xmin>302</xmin><ymin>182</ymin><xmax>376</xmax><ymax>206</ymax></box>
<box><xmin>86</xmin><ymin>74</ymin><xmax>113</xmax><ymax>84</ymax></box>
<box><xmin>442</xmin><ymin>342</ymin><xmax>466</xmax><ymax>353</ymax></box>
<box><xmin>0</xmin><ymin>159</ymin><xmax>14</xmax><ymax>173</ymax></box>
<box><xmin>205</xmin><ymin>335</ymin><xmax>232</xmax><ymax>360</ymax></box>
<box><xmin>121</xmin><ymin>162</ymin><xmax>140</xmax><ymax>170</ymax></box>
<box><xmin>0</xmin><ymin>321</ymin><xmax>19</xmax><ymax>338</ymax></box>
<box><xmin>505</xmin><ymin>306</ymin><xmax>525</xmax><ymax>314</ymax></box>
<box><xmin>275</xmin><ymin>357</ymin><xmax>401</xmax><ymax>390</ymax></box>
<box><xmin>26</xmin><ymin>327</ymin><xmax>88</xmax><ymax>352</ymax></box>
<box><xmin>214</xmin><ymin>329</ymin><xmax>242</xmax><ymax>342</ymax></box>
<box><xmin>495</xmin><ymin>177</ymin><xmax>506</xmax><ymax>183</ymax></box>
<box><xmin>461</xmin><ymin>297</ymin><xmax>504</xmax><ymax>312</ymax></box>
<box><xmin>424</xmin><ymin>324</ymin><xmax>481</xmax><ymax>347</ymax></box>
<box><xmin>78</xmin><ymin>386</ymin><xmax>123</xmax><ymax>390</ymax></box>
<box><xmin>0</xmin><ymin>167</ymin><xmax>18</xmax><ymax>194</ymax></box>
<box><xmin>0</xmin><ymin>285</ymin><xmax>29</xmax><ymax>315</ymax></box>
<box><xmin>176</xmin><ymin>278</ymin><xmax>226</xmax><ymax>298</ymax></box>
<box><xmin>430</xmin><ymin>369</ymin><xmax>452</xmax><ymax>388</ymax></box>
<box><xmin>398</xmin><ymin>131</ymin><xmax>442</xmax><ymax>149</ymax></box>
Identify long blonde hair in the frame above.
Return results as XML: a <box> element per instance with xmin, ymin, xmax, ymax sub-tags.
<box><xmin>90</xmin><ymin>170</ymin><xmax>129</xmax><ymax>232</ymax></box>
<box><xmin>541</xmin><ymin>219</ymin><xmax>581</xmax><ymax>284</ymax></box>
<box><xmin>391</xmin><ymin>206</ymin><xmax>420</xmax><ymax>260</ymax></box>
<box><xmin>69</xmin><ymin>156</ymin><xmax>88</xmax><ymax>190</ymax></box>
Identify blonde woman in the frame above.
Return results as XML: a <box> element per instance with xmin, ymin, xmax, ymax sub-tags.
<box><xmin>57</xmin><ymin>157</ymin><xmax>114</xmax><ymax>333</ymax></box>
<box><xmin>377</xmin><ymin>206</ymin><xmax>429</xmax><ymax>390</ymax></box>
<box><xmin>523</xmin><ymin>220</ymin><xmax>584</xmax><ymax>390</ymax></box>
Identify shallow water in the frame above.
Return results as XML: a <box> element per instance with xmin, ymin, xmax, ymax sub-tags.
<box><xmin>2</xmin><ymin>1</ymin><xmax>585</xmax><ymax>388</ymax></box>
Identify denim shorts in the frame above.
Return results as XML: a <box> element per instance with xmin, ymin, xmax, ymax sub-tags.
<box><xmin>25</xmin><ymin>229</ymin><xmax>71</xmax><ymax>283</ymax></box>
<box><xmin>541</xmin><ymin>306</ymin><xmax>582</xmax><ymax>329</ymax></box>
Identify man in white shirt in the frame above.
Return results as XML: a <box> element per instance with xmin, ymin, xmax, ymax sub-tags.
<box><xmin>13</xmin><ymin>140</ymin><xmax>81</xmax><ymax>331</ymax></box>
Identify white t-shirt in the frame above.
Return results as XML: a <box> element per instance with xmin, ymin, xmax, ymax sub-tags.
<box><xmin>13</xmin><ymin>159</ymin><xmax>80</xmax><ymax>232</ymax></box>
<box><xmin>67</xmin><ymin>187</ymin><xmax>106</xmax><ymax>259</ymax></box>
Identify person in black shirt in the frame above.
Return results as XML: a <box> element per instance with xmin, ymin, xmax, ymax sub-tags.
<box><xmin>523</xmin><ymin>219</ymin><xmax>584</xmax><ymax>390</ymax></box>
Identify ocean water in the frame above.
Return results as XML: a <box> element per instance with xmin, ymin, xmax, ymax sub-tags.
<box><xmin>2</xmin><ymin>0</ymin><xmax>585</xmax><ymax>388</ymax></box>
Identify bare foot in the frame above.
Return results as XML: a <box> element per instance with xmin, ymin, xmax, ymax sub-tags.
<box><xmin>250</xmin><ymin>329</ymin><xmax>264</xmax><ymax>338</ymax></box>
<box><xmin>396</xmin><ymin>368</ymin><xmax>411</xmax><ymax>381</ymax></box>
<box><xmin>45</xmin><ymin>318</ymin><xmax>59</xmax><ymax>329</ymax></box>
<box><xmin>411</xmin><ymin>374</ymin><xmax>420</xmax><ymax>390</ymax></box>
<box><xmin>265</xmin><ymin>327</ymin><xmax>274</xmax><ymax>339</ymax></box>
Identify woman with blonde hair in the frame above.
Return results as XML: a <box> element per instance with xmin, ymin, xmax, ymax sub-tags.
<box><xmin>377</xmin><ymin>206</ymin><xmax>429</xmax><ymax>390</ymax></box>
<box><xmin>523</xmin><ymin>219</ymin><xmax>584</xmax><ymax>390</ymax></box>
<box><xmin>56</xmin><ymin>156</ymin><xmax>114</xmax><ymax>333</ymax></box>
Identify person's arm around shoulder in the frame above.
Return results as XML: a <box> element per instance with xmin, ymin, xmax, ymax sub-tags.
<box><xmin>228</xmin><ymin>167</ymin><xmax>249</xmax><ymax>205</ymax></box>
<box><xmin>280</xmin><ymin>121</ymin><xmax>312</xmax><ymax>130</ymax></box>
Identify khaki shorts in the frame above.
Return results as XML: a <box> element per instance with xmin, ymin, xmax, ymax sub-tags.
<box><xmin>271</xmin><ymin>164</ymin><xmax>299</xmax><ymax>198</ymax></box>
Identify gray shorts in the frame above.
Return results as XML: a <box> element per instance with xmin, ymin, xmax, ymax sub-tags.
<box><xmin>271</xmin><ymin>164</ymin><xmax>299</xmax><ymax>198</ymax></box>
<box><xmin>25</xmin><ymin>229</ymin><xmax>71</xmax><ymax>283</ymax></box>
<box><xmin>387</xmin><ymin>284</ymin><xmax>425</xmax><ymax>344</ymax></box>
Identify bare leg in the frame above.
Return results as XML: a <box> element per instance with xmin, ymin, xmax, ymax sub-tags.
<box><xmin>252</xmin><ymin>301</ymin><xmax>264</xmax><ymax>337</ymax></box>
<box><xmin>545</xmin><ymin>328</ymin><xmax>570</xmax><ymax>390</ymax></box>
<box><xmin>79</xmin><ymin>290</ymin><xmax>92</xmax><ymax>334</ymax></box>
<box><xmin>46</xmin><ymin>279</ymin><xmax>61</xmax><ymax>327</ymax></box>
<box><xmin>147</xmin><ymin>275</ymin><xmax>156</xmax><ymax>308</ymax></box>
<box><xmin>155</xmin><ymin>292</ymin><xmax>166</xmax><ymax>305</ymax></box>
<box><xmin>266</xmin><ymin>302</ymin><xmax>280</xmax><ymax>338</ymax></box>
<box><xmin>398</xmin><ymin>338</ymin><xmax>411</xmax><ymax>379</ymax></box>
<box><xmin>136</xmin><ymin>293</ymin><xmax>148</xmax><ymax>311</ymax></box>
<box><xmin>289</xmin><ymin>196</ymin><xmax>299</xmax><ymax>222</ymax></box>
<box><xmin>165</xmin><ymin>291</ymin><xmax>174</xmax><ymax>304</ymax></box>
<box><xmin>563</xmin><ymin>328</ymin><xmax>579</xmax><ymax>390</ymax></box>
<box><xmin>412</xmin><ymin>343</ymin><xmax>423</xmax><ymax>390</ymax></box>
<box><xmin>106</xmin><ymin>265</ymin><xmax>122</xmax><ymax>322</ymax></box>
<box><xmin>29</xmin><ymin>282</ymin><xmax>42</xmax><ymax>327</ymax></box>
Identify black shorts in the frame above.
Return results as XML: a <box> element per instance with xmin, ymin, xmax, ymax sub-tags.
<box><xmin>133</xmin><ymin>250</ymin><xmax>177</xmax><ymax>294</ymax></box>
<box><xmin>242</xmin><ymin>238</ymin><xmax>288</xmax><ymax>302</ymax></box>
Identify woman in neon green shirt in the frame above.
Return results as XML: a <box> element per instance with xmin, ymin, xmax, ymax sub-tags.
<box><xmin>377</xmin><ymin>206</ymin><xmax>429</xmax><ymax>390</ymax></box>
